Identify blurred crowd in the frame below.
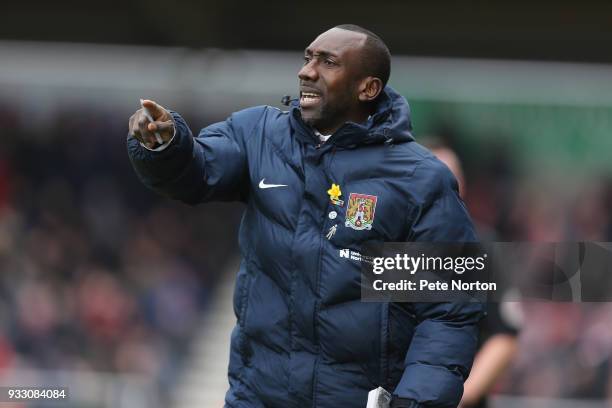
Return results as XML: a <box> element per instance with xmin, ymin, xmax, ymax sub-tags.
<box><xmin>0</xmin><ymin>105</ymin><xmax>244</xmax><ymax>400</ymax></box>
<box><xmin>429</xmin><ymin>130</ymin><xmax>612</xmax><ymax>401</ymax></box>
<box><xmin>1</xmin><ymin>102</ymin><xmax>612</xmax><ymax>403</ymax></box>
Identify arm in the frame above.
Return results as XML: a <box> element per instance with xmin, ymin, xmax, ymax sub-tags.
<box><xmin>458</xmin><ymin>334</ymin><xmax>517</xmax><ymax>408</ymax></box>
<box><xmin>459</xmin><ymin>301</ymin><xmax>521</xmax><ymax>408</ymax></box>
<box><xmin>127</xmin><ymin>100</ymin><xmax>261</xmax><ymax>204</ymax></box>
<box><xmin>392</xmin><ymin>159</ymin><xmax>484</xmax><ymax>408</ymax></box>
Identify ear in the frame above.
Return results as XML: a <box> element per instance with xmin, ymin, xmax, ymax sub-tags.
<box><xmin>358</xmin><ymin>77</ymin><xmax>383</xmax><ymax>102</ymax></box>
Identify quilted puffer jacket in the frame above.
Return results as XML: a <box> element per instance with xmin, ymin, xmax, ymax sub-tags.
<box><xmin>127</xmin><ymin>87</ymin><xmax>483</xmax><ymax>408</ymax></box>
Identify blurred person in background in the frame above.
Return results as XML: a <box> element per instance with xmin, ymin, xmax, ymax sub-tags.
<box><xmin>428</xmin><ymin>142</ymin><xmax>521</xmax><ymax>408</ymax></box>
<box><xmin>127</xmin><ymin>25</ymin><xmax>483</xmax><ymax>408</ymax></box>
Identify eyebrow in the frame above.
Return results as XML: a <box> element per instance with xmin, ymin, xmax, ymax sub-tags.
<box><xmin>304</xmin><ymin>48</ymin><xmax>339</xmax><ymax>58</ymax></box>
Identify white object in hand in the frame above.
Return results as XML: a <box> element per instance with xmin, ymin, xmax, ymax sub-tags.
<box><xmin>140</xmin><ymin>99</ymin><xmax>164</xmax><ymax>145</ymax></box>
<box><xmin>366</xmin><ymin>387</ymin><xmax>392</xmax><ymax>408</ymax></box>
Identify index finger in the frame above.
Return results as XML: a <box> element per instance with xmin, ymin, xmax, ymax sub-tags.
<box><xmin>141</xmin><ymin>99</ymin><xmax>167</xmax><ymax>120</ymax></box>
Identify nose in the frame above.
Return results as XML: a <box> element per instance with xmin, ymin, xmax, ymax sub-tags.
<box><xmin>298</xmin><ymin>60</ymin><xmax>318</xmax><ymax>82</ymax></box>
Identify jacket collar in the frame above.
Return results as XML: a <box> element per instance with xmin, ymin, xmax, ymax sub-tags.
<box><xmin>289</xmin><ymin>86</ymin><xmax>414</xmax><ymax>148</ymax></box>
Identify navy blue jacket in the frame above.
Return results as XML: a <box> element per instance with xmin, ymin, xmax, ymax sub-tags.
<box><xmin>127</xmin><ymin>87</ymin><xmax>482</xmax><ymax>408</ymax></box>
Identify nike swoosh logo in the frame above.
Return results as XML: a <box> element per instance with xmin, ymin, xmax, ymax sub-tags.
<box><xmin>259</xmin><ymin>178</ymin><xmax>288</xmax><ymax>189</ymax></box>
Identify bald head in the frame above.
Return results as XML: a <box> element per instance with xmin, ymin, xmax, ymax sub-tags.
<box><xmin>334</xmin><ymin>24</ymin><xmax>391</xmax><ymax>87</ymax></box>
<box><xmin>430</xmin><ymin>146</ymin><xmax>466</xmax><ymax>198</ymax></box>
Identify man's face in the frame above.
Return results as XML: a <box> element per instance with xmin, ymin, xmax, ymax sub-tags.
<box><xmin>298</xmin><ymin>28</ymin><xmax>367</xmax><ymax>134</ymax></box>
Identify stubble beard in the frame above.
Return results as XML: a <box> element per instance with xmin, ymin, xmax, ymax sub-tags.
<box><xmin>302</xmin><ymin>101</ymin><xmax>347</xmax><ymax>135</ymax></box>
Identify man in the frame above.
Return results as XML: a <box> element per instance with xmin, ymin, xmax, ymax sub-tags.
<box><xmin>128</xmin><ymin>25</ymin><xmax>482</xmax><ymax>408</ymax></box>
<box><xmin>427</xmin><ymin>142</ymin><xmax>520</xmax><ymax>408</ymax></box>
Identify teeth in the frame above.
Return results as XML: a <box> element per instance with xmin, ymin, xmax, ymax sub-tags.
<box><xmin>302</xmin><ymin>92</ymin><xmax>320</xmax><ymax>98</ymax></box>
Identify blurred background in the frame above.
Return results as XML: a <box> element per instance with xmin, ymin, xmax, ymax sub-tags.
<box><xmin>2</xmin><ymin>1</ymin><xmax>612</xmax><ymax>407</ymax></box>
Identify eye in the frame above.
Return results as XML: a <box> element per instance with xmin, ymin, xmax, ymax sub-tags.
<box><xmin>324</xmin><ymin>59</ymin><xmax>336</xmax><ymax>66</ymax></box>
<box><xmin>303</xmin><ymin>56</ymin><xmax>311</xmax><ymax>64</ymax></box>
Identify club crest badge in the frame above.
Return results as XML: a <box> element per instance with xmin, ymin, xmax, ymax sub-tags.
<box><xmin>345</xmin><ymin>193</ymin><xmax>377</xmax><ymax>231</ymax></box>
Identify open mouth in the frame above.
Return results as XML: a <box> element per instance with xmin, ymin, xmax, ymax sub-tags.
<box><xmin>300</xmin><ymin>91</ymin><xmax>322</xmax><ymax>108</ymax></box>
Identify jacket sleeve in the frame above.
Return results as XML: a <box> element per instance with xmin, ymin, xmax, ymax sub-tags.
<box><xmin>127</xmin><ymin>107</ymin><xmax>266</xmax><ymax>204</ymax></box>
<box><xmin>393</xmin><ymin>158</ymin><xmax>484</xmax><ymax>408</ymax></box>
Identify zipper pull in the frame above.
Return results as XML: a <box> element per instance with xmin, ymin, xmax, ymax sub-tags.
<box><xmin>326</xmin><ymin>224</ymin><xmax>337</xmax><ymax>240</ymax></box>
